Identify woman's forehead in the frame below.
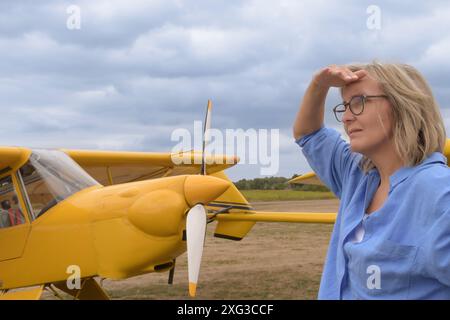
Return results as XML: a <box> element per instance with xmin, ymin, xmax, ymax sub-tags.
<box><xmin>342</xmin><ymin>76</ymin><xmax>382</xmax><ymax>100</ymax></box>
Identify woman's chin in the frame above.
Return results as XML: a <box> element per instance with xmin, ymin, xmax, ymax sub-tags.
<box><xmin>350</xmin><ymin>141</ymin><xmax>366</xmax><ymax>154</ymax></box>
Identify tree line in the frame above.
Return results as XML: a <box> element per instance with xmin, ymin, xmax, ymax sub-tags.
<box><xmin>234</xmin><ymin>175</ymin><xmax>330</xmax><ymax>192</ymax></box>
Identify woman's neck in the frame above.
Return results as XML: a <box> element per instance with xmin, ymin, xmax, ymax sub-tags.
<box><xmin>368</xmin><ymin>143</ymin><xmax>405</xmax><ymax>187</ymax></box>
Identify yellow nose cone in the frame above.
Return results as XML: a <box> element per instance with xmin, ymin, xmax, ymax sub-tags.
<box><xmin>184</xmin><ymin>175</ymin><xmax>230</xmax><ymax>206</ymax></box>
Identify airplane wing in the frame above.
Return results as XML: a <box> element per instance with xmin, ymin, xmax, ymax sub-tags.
<box><xmin>211</xmin><ymin>209</ymin><xmax>336</xmax><ymax>240</ymax></box>
<box><xmin>214</xmin><ymin>211</ymin><xmax>336</xmax><ymax>223</ymax></box>
<box><xmin>288</xmin><ymin>172</ymin><xmax>325</xmax><ymax>186</ymax></box>
<box><xmin>62</xmin><ymin>149</ymin><xmax>239</xmax><ymax>185</ymax></box>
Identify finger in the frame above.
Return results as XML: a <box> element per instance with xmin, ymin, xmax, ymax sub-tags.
<box><xmin>333</xmin><ymin>68</ymin><xmax>348</xmax><ymax>78</ymax></box>
<box><xmin>328</xmin><ymin>67</ymin><xmax>341</xmax><ymax>76</ymax></box>
<box><xmin>328</xmin><ymin>69</ymin><xmax>347</xmax><ymax>82</ymax></box>
<box><xmin>354</xmin><ymin>70</ymin><xmax>368</xmax><ymax>79</ymax></box>
<box><xmin>344</xmin><ymin>70</ymin><xmax>368</xmax><ymax>83</ymax></box>
<box><xmin>340</xmin><ymin>70</ymin><xmax>356</xmax><ymax>81</ymax></box>
<box><xmin>341</xmin><ymin>68</ymin><xmax>358</xmax><ymax>80</ymax></box>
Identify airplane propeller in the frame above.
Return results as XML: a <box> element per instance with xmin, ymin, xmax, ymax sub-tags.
<box><xmin>168</xmin><ymin>99</ymin><xmax>212</xmax><ymax>288</ymax></box>
<box><xmin>185</xmin><ymin>99</ymin><xmax>212</xmax><ymax>297</ymax></box>
<box><xmin>201</xmin><ymin>99</ymin><xmax>212</xmax><ymax>175</ymax></box>
<box><xmin>186</xmin><ymin>204</ymin><xmax>207</xmax><ymax>297</ymax></box>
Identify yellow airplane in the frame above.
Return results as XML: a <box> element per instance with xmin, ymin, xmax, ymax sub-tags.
<box><xmin>0</xmin><ymin>100</ymin><xmax>335</xmax><ymax>300</ymax></box>
<box><xmin>0</xmin><ymin>100</ymin><xmax>447</xmax><ymax>300</ymax></box>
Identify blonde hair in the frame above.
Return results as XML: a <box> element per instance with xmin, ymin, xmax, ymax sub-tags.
<box><xmin>342</xmin><ymin>61</ymin><xmax>447</xmax><ymax>173</ymax></box>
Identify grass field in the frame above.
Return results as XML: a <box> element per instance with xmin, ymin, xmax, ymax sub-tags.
<box><xmin>240</xmin><ymin>190</ymin><xmax>336</xmax><ymax>202</ymax></box>
<box><xmin>100</xmin><ymin>221</ymin><xmax>334</xmax><ymax>300</ymax></box>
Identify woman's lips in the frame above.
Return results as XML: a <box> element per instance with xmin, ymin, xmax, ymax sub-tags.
<box><xmin>349</xmin><ymin>129</ymin><xmax>362</xmax><ymax>138</ymax></box>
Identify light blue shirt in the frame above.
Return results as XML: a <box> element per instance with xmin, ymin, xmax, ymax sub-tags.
<box><xmin>296</xmin><ymin>127</ymin><xmax>450</xmax><ymax>300</ymax></box>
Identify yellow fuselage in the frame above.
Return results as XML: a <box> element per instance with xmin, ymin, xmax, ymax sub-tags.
<box><xmin>0</xmin><ymin>175</ymin><xmax>229</xmax><ymax>289</ymax></box>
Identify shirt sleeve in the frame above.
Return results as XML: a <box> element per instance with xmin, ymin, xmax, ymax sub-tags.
<box><xmin>295</xmin><ymin>126</ymin><xmax>360</xmax><ymax>198</ymax></box>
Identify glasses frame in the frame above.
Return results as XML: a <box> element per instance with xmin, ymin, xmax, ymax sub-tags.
<box><xmin>333</xmin><ymin>95</ymin><xmax>389</xmax><ymax>122</ymax></box>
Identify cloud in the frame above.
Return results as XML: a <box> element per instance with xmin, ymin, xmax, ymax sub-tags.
<box><xmin>0</xmin><ymin>0</ymin><xmax>450</xmax><ymax>180</ymax></box>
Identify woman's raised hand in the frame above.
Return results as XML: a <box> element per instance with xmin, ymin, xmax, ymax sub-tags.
<box><xmin>313</xmin><ymin>65</ymin><xmax>368</xmax><ymax>89</ymax></box>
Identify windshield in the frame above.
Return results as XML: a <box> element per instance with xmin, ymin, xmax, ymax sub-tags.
<box><xmin>19</xmin><ymin>149</ymin><xmax>100</xmax><ymax>219</ymax></box>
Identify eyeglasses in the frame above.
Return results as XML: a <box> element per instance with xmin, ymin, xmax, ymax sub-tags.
<box><xmin>333</xmin><ymin>95</ymin><xmax>389</xmax><ymax>122</ymax></box>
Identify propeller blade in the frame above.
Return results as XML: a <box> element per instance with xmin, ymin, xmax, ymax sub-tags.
<box><xmin>186</xmin><ymin>204</ymin><xmax>207</xmax><ymax>297</ymax></box>
<box><xmin>201</xmin><ymin>100</ymin><xmax>212</xmax><ymax>175</ymax></box>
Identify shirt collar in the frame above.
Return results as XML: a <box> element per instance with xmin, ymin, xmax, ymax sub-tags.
<box><xmin>368</xmin><ymin>152</ymin><xmax>447</xmax><ymax>190</ymax></box>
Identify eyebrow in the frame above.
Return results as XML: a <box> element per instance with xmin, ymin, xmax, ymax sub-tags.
<box><xmin>350</xmin><ymin>93</ymin><xmax>367</xmax><ymax>98</ymax></box>
<box><xmin>342</xmin><ymin>92</ymin><xmax>366</xmax><ymax>102</ymax></box>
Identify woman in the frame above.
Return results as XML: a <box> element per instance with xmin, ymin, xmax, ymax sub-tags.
<box><xmin>293</xmin><ymin>61</ymin><xmax>450</xmax><ymax>299</ymax></box>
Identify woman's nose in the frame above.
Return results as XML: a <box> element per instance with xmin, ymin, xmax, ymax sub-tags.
<box><xmin>342</xmin><ymin>107</ymin><xmax>355</xmax><ymax>123</ymax></box>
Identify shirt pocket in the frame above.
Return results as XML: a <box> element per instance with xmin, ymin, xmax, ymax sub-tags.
<box><xmin>354</xmin><ymin>239</ymin><xmax>418</xmax><ymax>299</ymax></box>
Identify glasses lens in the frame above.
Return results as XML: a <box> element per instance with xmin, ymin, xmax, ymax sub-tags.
<box><xmin>334</xmin><ymin>104</ymin><xmax>346</xmax><ymax>122</ymax></box>
<box><xmin>349</xmin><ymin>96</ymin><xmax>364</xmax><ymax>115</ymax></box>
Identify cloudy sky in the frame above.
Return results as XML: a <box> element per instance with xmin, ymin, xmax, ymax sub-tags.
<box><xmin>1</xmin><ymin>0</ymin><xmax>450</xmax><ymax>180</ymax></box>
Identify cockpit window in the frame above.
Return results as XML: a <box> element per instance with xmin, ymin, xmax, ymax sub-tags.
<box><xmin>0</xmin><ymin>175</ymin><xmax>26</xmax><ymax>228</ymax></box>
<box><xmin>19</xmin><ymin>149</ymin><xmax>99</xmax><ymax>219</ymax></box>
